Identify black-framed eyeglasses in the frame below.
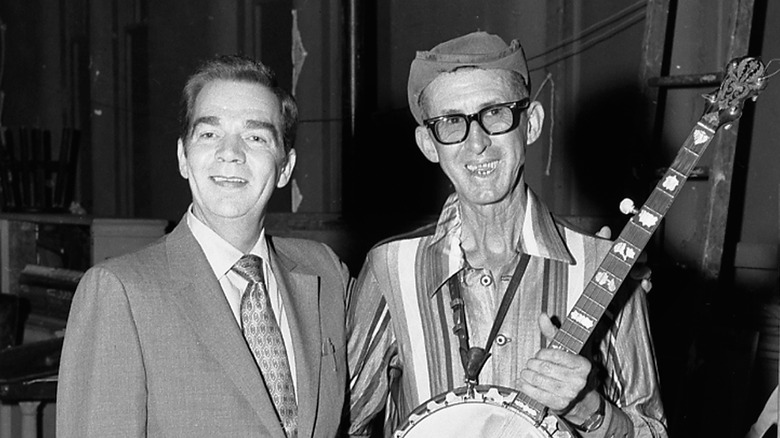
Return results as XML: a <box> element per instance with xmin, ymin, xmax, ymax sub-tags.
<box><xmin>423</xmin><ymin>98</ymin><xmax>530</xmax><ymax>145</ymax></box>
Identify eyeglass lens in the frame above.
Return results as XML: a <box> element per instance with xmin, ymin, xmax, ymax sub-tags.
<box><xmin>431</xmin><ymin>101</ymin><xmax>524</xmax><ymax>144</ymax></box>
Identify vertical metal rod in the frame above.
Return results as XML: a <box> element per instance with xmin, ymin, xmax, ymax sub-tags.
<box><xmin>346</xmin><ymin>0</ymin><xmax>359</xmax><ymax>140</ymax></box>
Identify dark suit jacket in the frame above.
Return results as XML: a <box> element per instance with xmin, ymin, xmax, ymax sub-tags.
<box><xmin>56</xmin><ymin>219</ymin><xmax>350</xmax><ymax>437</ymax></box>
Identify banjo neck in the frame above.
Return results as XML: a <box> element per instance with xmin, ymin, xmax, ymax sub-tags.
<box><xmin>516</xmin><ymin>56</ymin><xmax>768</xmax><ymax>424</ymax></box>
<box><xmin>552</xmin><ymin>56</ymin><xmax>766</xmax><ymax>355</ymax></box>
<box><xmin>552</xmin><ymin>116</ymin><xmax>719</xmax><ymax>354</ymax></box>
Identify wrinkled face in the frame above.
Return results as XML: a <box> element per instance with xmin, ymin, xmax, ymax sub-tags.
<box><xmin>415</xmin><ymin>69</ymin><xmax>542</xmax><ymax>207</ymax></box>
<box><xmin>177</xmin><ymin>80</ymin><xmax>295</xmax><ymax>229</ymax></box>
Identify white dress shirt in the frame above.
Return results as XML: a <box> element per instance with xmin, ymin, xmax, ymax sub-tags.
<box><xmin>186</xmin><ymin>208</ymin><xmax>298</xmax><ymax>396</ymax></box>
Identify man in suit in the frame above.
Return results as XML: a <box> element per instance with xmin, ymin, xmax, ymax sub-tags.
<box><xmin>57</xmin><ymin>55</ymin><xmax>350</xmax><ymax>438</ymax></box>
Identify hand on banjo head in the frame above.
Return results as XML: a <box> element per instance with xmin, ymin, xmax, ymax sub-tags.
<box><xmin>517</xmin><ymin>313</ymin><xmax>594</xmax><ymax>414</ymax></box>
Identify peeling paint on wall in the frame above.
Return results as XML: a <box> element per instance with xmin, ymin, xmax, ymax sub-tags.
<box><xmin>291</xmin><ymin>10</ymin><xmax>308</xmax><ymax>96</ymax></box>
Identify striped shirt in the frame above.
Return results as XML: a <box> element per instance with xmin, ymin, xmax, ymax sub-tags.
<box><xmin>346</xmin><ymin>189</ymin><xmax>667</xmax><ymax>437</ymax></box>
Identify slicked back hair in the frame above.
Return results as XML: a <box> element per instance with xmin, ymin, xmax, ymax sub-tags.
<box><xmin>179</xmin><ymin>54</ymin><xmax>298</xmax><ymax>152</ymax></box>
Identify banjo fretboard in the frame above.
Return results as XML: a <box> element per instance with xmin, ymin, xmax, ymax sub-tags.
<box><xmin>510</xmin><ymin>56</ymin><xmax>767</xmax><ymax>425</ymax></box>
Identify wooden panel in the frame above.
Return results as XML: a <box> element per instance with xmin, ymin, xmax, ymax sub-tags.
<box><xmin>700</xmin><ymin>0</ymin><xmax>756</xmax><ymax>280</ymax></box>
<box><xmin>639</xmin><ymin>0</ymin><xmax>673</xmax><ymax>149</ymax></box>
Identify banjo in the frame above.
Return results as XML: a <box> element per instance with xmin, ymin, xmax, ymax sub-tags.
<box><xmin>394</xmin><ymin>56</ymin><xmax>769</xmax><ymax>438</ymax></box>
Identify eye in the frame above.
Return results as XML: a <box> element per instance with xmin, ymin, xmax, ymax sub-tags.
<box><xmin>193</xmin><ymin>128</ymin><xmax>220</xmax><ymax>142</ymax></box>
<box><xmin>245</xmin><ymin>134</ymin><xmax>270</xmax><ymax>144</ymax></box>
<box><xmin>485</xmin><ymin>107</ymin><xmax>504</xmax><ymax>117</ymax></box>
<box><xmin>442</xmin><ymin>116</ymin><xmax>463</xmax><ymax>126</ymax></box>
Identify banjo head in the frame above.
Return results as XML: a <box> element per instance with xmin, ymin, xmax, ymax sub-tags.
<box><xmin>394</xmin><ymin>385</ymin><xmax>571</xmax><ymax>438</ymax></box>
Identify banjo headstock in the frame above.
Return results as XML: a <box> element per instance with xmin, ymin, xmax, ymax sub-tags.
<box><xmin>703</xmin><ymin>56</ymin><xmax>767</xmax><ymax>128</ymax></box>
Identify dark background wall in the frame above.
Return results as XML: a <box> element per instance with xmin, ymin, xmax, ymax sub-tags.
<box><xmin>0</xmin><ymin>1</ymin><xmax>778</xmax><ymax>437</ymax></box>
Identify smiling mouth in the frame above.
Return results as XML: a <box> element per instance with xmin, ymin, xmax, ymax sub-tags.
<box><xmin>210</xmin><ymin>176</ymin><xmax>248</xmax><ymax>186</ymax></box>
<box><xmin>466</xmin><ymin>160</ymin><xmax>498</xmax><ymax>176</ymax></box>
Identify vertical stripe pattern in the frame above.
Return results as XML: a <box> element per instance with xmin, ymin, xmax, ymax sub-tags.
<box><xmin>346</xmin><ymin>191</ymin><xmax>668</xmax><ymax>437</ymax></box>
<box><xmin>396</xmin><ymin>239</ymin><xmax>429</xmax><ymax>402</ymax></box>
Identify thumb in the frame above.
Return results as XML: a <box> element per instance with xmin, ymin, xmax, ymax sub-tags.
<box><xmin>596</xmin><ymin>225</ymin><xmax>612</xmax><ymax>239</ymax></box>
<box><xmin>538</xmin><ymin>312</ymin><xmax>558</xmax><ymax>341</ymax></box>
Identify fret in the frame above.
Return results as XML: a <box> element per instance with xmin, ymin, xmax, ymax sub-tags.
<box><xmin>582</xmin><ymin>283</ymin><xmax>613</xmax><ymax>306</ymax></box>
<box><xmin>628</xmin><ymin>210</ymin><xmax>659</xmax><ymax>238</ymax></box>
<box><xmin>593</xmin><ymin>269</ymin><xmax>621</xmax><ymax>293</ymax></box>
<box><xmin>692</xmin><ymin>121</ymin><xmax>717</xmax><ymax>141</ymax></box>
<box><xmin>561</xmin><ymin>317</ymin><xmax>592</xmax><ymax>340</ymax></box>
<box><xmin>669</xmin><ymin>167</ymin><xmax>685</xmax><ymax>179</ymax></box>
<box><xmin>514</xmin><ymin>392</ymin><xmax>547</xmax><ymax>424</ymax></box>
<box><xmin>607</xmin><ymin>238</ymin><xmax>640</xmax><ymax>267</ymax></box>
<box><xmin>588</xmin><ymin>279</ymin><xmax>617</xmax><ymax>301</ymax></box>
<box><xmin>672</xmin><ymin>152</ymin><xmax>701</xmax><ymax>172</ymax></box>
<box><xmin>663</xmin><ymin>168</ymin><xmax>687</xmax><ymax>197</ymax></box>
<box><xmin>640</xmin><ymin>203</ymin><xmax>662</xmax><ymax>219</ymax></box>
<box><xmin>663</xmin><ymin>167</ymin><xmax>687</xmax><ymax>186</ymax></box>
<box><xmin>551</xmin><ymin>326</ymin><xmax>584</xmax><ymax>353</ymax></box>
<box><xmin>600</xmin><ymin>252</ymin><xmax>632</xmax><ymax>279</ymax></box>
<box><xmin>670</xmin><ymin>146</ymin><xmax>702</xmax><ymax>175</ymax></box>
<box><xmin>571</xmin><ymin>290</ymin><xmax>610</xmax><ymax>320</ymax></box>
<box><xmin>622</xmin><ymin>219</ymin><xmax>652</xmax><ymax>241</ymax></box>
<box><xmin>605</xmin><ymin>252</ymin><xmax>633</xmax><ymax>271</ymax></box>
<box><xmin>580</xmin><ymin>283</ymin><xmax>614</xmax><ymax>309</ymax></box>
<box><xmin>645</xmin><ymin>188</ymin><xmax>675</xmax><ymax>216</ymax></box>
<box><xmin>571</xmin><ymin>291</ymin><xmax>609</xmax><ymax>323</ymax></box>
<box><xmin>579</xmin><ymin>293</ymin><xmax>606</xmax><ymax>312</ymax></box>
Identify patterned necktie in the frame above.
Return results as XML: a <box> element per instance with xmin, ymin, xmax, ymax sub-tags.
<box><xmin>233</xmin><ymin>254</ymin><xmax>298</xmax><ymax>437</ymax></box>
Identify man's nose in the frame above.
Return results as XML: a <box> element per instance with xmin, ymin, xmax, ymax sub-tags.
<box><xmin>463</xmin><ymin>119</ymin><xmax>490</xmax><ymax>153</ymax></box>
<box><xmin>216</xmin><ymin>135</ymin><xmax>246</xmax><ymax>162</ymax></box>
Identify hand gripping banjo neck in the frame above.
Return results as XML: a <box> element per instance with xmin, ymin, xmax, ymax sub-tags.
<box><xmin>394</xmin><ymin>56</ymin><xmax>769</xmax><ymax>438</ymax></box>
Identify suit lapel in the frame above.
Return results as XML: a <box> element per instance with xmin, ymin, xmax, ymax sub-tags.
<box><xmin>166</xmin><ymin>221</ymin><xmax>286</xmax><ymax>438</ymax></box>
<box><xmin>268</xmin><ymin>238</ymin><xmax>322</xmax><ymax>438</ymax></box>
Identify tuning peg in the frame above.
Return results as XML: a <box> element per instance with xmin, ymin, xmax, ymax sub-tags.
<box><xmin>620</xmin><ymin>198</ymin><xmax>639</xmax><ymax>215</ymax></box>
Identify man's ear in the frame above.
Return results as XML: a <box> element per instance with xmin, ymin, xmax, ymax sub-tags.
<box><xmin>176</xmin><ymin>139</ymin><xmax>189</xmax><ymax>179</ymax></box>
<box><xmin>276</xmin><ymin>148</ymin><xmax>297</xmax><ymax>188</ymax></box>
<box><xmin>525</xmin><ymin>101</ymin><xmax>545</xmax><ymax>146</ymax></box>
<box><xmin>415</xmin><ymin>126</ymin><xmax>440</xmax><ymax>163</ymax></box>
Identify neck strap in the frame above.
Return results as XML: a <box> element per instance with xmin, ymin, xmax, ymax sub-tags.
<box><xmin>447</xmin><ymin>253</ymin><xmax>532</xmax><ymax>384</ymax></box>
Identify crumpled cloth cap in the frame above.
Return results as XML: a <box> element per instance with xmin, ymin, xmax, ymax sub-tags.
<box><xmin>407</xmin><ymin>31</ymin><xmax>530</xmax><ymax>125</ymax></box>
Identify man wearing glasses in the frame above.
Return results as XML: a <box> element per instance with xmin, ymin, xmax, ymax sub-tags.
<box><xmin>346</xmin><ymin>32</ymin><xmax>667</xmax><ymax>437</ymax></box>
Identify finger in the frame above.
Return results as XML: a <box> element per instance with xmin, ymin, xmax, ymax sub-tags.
<box><xmin>533</xmin><ymin>349</ymin><xmax>592</xmax><ymax>373</ymax></box>
<box><xmin>596</xmin><ymin>225</ymin><xmax>612</xmax><ymax>239</ymax></box>
<box><xmin>538</xmin><ymin>312</ymin><xmax>558</xmax><ymax>341</ymax></box>
<box><xmin>525</xmin><ymin>355</ymin><xmax>591</xmax><ymax>390</ymax></box>
<box><xmin>517</xmin><ymin>367</ymin><xmax>581</xmax><ymax>411</ymax></box>
<box><xmin>629</xmin><ymin>264</ymin><xmax>651</xmax><ymax>280</ymax></box>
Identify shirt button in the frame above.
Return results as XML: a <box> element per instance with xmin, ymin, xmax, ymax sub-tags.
<box><xmin>480</xmin><ymin>275</ymin><xmax>492</xmax><ymax>286</ymax></box>
<box><xmin>495</xmin><ymin>334</ymin><xmax>510</xmax><ymax>346</ymax></box>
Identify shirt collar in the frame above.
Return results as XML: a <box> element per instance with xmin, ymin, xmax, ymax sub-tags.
<box><xmin>186</xmin><ymin>206</ymin><xmax>268</xmax><ymax>280</ymax></box>
<box><xmin>423</xmin><ymin>187</ymin><xmax>574</xmax><ymax>297</ymax></box>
